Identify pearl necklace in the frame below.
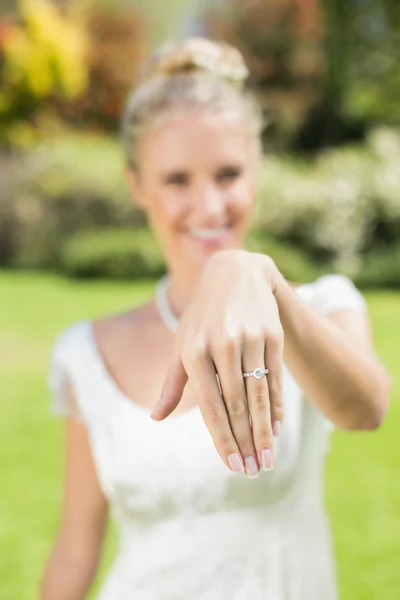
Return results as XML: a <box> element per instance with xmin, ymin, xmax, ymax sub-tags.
<box><xmin>155</xmin><ymin>274</ymin><xmax>179</xmax><ymax>333</ymax></box>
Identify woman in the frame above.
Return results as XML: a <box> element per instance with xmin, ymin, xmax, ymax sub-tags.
<box><xmin>41</xmin><ymin>38</ymin><xmax>390</xmax><ymax>600</ymax></box>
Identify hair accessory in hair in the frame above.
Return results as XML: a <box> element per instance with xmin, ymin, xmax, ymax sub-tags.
<box><xmin>139</xmin><ymin>38</ymin><xmax>249</xmax><ymax>87</ymax></box>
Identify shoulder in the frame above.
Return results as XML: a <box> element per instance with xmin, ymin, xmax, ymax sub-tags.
<box><xmin>49</xmin><ymin>320</ymin><xmax>94</xmax><ymax>421</ymax></box>
<box><xmin>49</xmin><ymin>319</ymin><xmax>94</xmax><ymax>393</ymax></box>
<box><xmin>296</xmin><ymin>274</ymin><xmax>367</xmax><ymax>315</ymax></box>
<box><xmin>51</xmin><ymin>320</ymin><xmax>92</xmax><ymax>366</ymax></box>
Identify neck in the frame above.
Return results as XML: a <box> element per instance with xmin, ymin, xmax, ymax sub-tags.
<box><xmin>164</xmin><ymin>267</ymin><xmax>202</xmax><ymax>319</ymax></box>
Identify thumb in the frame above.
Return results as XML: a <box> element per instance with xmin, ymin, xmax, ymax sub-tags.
<box><xmin>150</xmin><ymin>352</ymin><xmax>188</xmax><ymax>420</ymax></box>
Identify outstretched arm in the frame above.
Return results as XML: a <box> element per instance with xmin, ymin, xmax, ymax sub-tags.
<box><xmin>275</xmin><ymin>275</ymin><xmax>390</xmax><ymax>430</ymax></box>
<box><xmin>151</xmin><ymin>250</ymin><xmax>390</xmax><ymax>476</ymax></box>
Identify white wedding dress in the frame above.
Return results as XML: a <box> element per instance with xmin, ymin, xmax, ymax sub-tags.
<box><xmin>49</xmin><ymin>275</ymin><xmax>366</xmax><ymax>600</ymax></box>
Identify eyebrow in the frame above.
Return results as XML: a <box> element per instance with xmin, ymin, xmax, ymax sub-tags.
<box><xmin>161</xmin><ymin>169</ymin><xmax>188</xmax><ymax>178</ymax></box>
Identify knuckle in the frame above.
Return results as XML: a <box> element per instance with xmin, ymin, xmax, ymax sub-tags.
<box><xmin>253</xmin><ymin>383</ymin><xmax>268</xmax><ymax>407</ymax></box>
<box><xmin>211</xmin><ymin>335</ymin><xmax>239</xmax><ymax>356</ymax></box>
<box><xmin>272</xmin><ymin>405</ymin><xmax>285</xmax><ymax>421</ymax></box>
<box><xmin>243</xmin><ymin>331</ymin><xmax>261</xmax><ymax>347</ymax></box>
<box><xmin>189</xmin><ymin>343</ymin><xmax>208</xmax><ymax>365</ymax></box>
<box><xmin>225</xmin><ymin>397</ymin><xmax>247</xmax><ymax>417</ymax></box>
<box><xmin>235</xmin><ymin>434</ymin><xmax>255</xmax><ymax>454</ymax></box>
<box><xmin>258</xmin><ymin>428</ymin><xmax>274</xmax><ymax>445</ymax></box>
<box><xmin>269</xmin><ymin>372</ymin><xmax>283</xmax><ymax>391</ymax></box>
<box><xmin>203</xmin><ymin>402</ymin><xmax>224</xmax><ymax>423</ymax></box>
<box><xmin>218</xmin><ymin>438</ymin><xmax>237</xmax><ymax>457</ymax></box>
<box><xmin>260</xmin><ymin>438</ymin><xmax>274</xmax><ymax>453</ymax></box>
<box><xmin>267</xmin><ymin>329</ymin><xmax>284</xmax><ymax>347</ymax></box>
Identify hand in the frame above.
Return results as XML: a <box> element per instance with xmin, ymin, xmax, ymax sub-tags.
<box><xmin>151</xmin><ymin>250</ymin><xmax>284</xmax><ymax>478</ymax></box>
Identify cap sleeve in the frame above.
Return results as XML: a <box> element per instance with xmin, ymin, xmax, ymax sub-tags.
<box><xmin>299</xmin><ymin>274</ymin><xmax>367</xmax><ymax>315</ymax></box>
<box><xmin>48</xmin><ymin>323</ymin><xmax>87</xmax><ymax>422</ymax></box>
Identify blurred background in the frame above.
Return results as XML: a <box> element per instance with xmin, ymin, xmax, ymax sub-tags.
<box><xmin>0</xmin><ymin>1</ymin><xmax>399</xmax><ymax>599</ymax></box>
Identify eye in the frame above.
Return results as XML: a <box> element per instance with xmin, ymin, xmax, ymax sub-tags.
<box><xmin>164</xmin><ymin>172</ymin><xmax>189</xmax><ymax>187</ymax></box>
<box><xmin>216</xmin><ymin>166</ymin><xmax>242</xmax><ymax>183</ymax></box>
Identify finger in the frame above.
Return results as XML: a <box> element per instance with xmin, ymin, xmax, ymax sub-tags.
<box><xmin>150</xmin><ymin>351</ymin><xmax>188</xmax><ymax>420</ymax></box>
<box><xmin>243</xmin><ymin>339</ymin><xmax>274</xmax><ymax>472</ymax></box>
<box><xmin>188</xmin><ymin>350</ymin><xmax>244</xmax><ymax>474</ymax></box>
<box><xmin>265</xmin><ymin>328</ymin><xmax>284</xmax><ymax>439</ymax></box>
<box><xmin>213</xmin><ymin>340</ymin><xmax>259</xmax><ymax>479</ymax></box>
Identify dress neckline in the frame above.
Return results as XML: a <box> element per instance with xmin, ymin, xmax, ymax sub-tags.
<box><xmin>84</xmin><ymin>320</ymin><xmax>200</xmax><ymax>421</ymax></box>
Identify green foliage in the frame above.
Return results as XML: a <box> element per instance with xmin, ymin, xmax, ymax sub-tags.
<box><xmin>354</xmin><ymin>246</ymin><xmax>400</xmax><ymax>290</ymax></box>
<box><xmin>254</xmin><ymin>127</ymin><xmax>400</xmax><ymax>276</ymax></box>
<box><xmin>0</xmin><ymin>0</ymin><xmax>143</xmax><ymax>145</ymax></box>
<box><xmin>0</xmin><ymin>0</ymin><xmax>88</xmax><ymax>147</ymax></box>
<box><xmin>60</xmin><ymin>228</ymin><xmax>165</xmax><ymax>279</ymax></box>
<box><xmin>245</xmin><ymin>230</ymin><xmax>324</xmax><ymax>283</ymax></box>
<box><xmin>206</xmin><ymin>0</ymin><xmax>400</xmax><ymax>149</ymax></box>
<box><xmin>1</xmin><ymin>128</ymin><xmax>400</xmax><ymax>286</ymax></box>
<box><xmin>0</xmin><ymin>132</ymin><xmax>141</xmax><ymax>270</ymax></box>
<box><xmin>62</xmin><ymin>6</ymin><xmax>142</xmax><ymax>131</ymax></box>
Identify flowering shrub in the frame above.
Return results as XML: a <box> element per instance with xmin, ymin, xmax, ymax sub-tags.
<box><xmin>254</xmin><ymin>127</ymin><xmax>400</xmax><ymax>273</ymax></box>
<box><xmin>1</xmin><ymin>127</ymin><xmax>399</xmax><ymax>285</ymax></box>
<box><xmin>63</xmin><ymin>8</ymin><xmax>142</xmax><ymax>130</ymax></box>
<box><xmin>0</xmin><ymin>0</ymin><xmax>88</xmax><ymax>109</ymax></box>
<box><xmin>0</xmin><ymin>0</ymin><xmax>142</xmax><ymax>143</ymax></box>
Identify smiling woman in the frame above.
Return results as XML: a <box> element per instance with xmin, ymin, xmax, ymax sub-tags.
<box><xmin>40</xmin><ymin>37</ymin><xmax>390</xmax><ymax>600</ymax></box>
<box><xmin>121</xmin><ymin>38</ymin><xmax>261</xmax><ymax>288</ymax></box>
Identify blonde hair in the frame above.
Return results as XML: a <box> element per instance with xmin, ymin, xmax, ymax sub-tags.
<box><xmin>121</xmin><ymin>38</ymin><xmax>263</xmax><ymax>170</ymax></box>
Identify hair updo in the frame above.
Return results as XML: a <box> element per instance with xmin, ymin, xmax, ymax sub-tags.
<box><xmin>121</xmin><ymin>38</ymin><xmax>263</xmax><ymax>170</ymax></box>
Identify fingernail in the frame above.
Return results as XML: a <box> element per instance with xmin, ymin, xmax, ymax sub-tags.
<box><xmin>245</xmin><ymin>456</ymin><xmax>260</xmax><ymax>479</ymax></box>
<box><xmin>273</xmin><ymin>420</ymin><xmax>281</xmax><ymax>437</ymax></box>
<box><xmin>228</xmin><ymin>453</ymin><xmax>244</xmax><ymax>474</ymax></box>
<box><xmin>261</xmin><ymin>448</ymin><xmax>274</xmax><ymax>471</ymax></box>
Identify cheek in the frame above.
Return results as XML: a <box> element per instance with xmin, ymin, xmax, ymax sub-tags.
<box><xmin>150</xmin><ymin>190</ymin><xmax>188</xmax><ymax>225</ymax></box>
<box><xmin>229</xmin><ymin>180</ymin><xmax>255</xmax><ymax>216</ymax></box>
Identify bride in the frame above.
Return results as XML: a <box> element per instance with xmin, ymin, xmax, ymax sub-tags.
<box><xmin>41</xmin><ymin>38</ymin><xmax>390</xmax><ymax>600</ymax></box>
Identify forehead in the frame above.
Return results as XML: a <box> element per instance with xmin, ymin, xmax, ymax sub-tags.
<box><xmin>138</xmin><ymin>112</ymin><xmax>251</xmax><ymax>171</ymax></box>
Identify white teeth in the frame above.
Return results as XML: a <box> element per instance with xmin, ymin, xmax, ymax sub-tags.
<box><xmin>189</xmin><ymin>228</ymin><xmax>227</xmax><ymax>240</ymax></box>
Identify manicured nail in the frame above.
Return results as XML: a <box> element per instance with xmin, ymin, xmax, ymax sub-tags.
<box><xmin>273</xmin><ymin>420</ymin><xmax>281</xmax><ymax>437</ymax></box>
<box><xmin>261</xmin><ymin>448</ymin><xmax>274</xmax><ymax>471</ymax></box>
<box><xmin>245</xmin><ymin>456</ymin><xmax>260</xmax><ymax>479</ymax></box>
<box><xmin>228</xmin><ymin>453</ymin><xmax>244</xmax><ymax>474</ymax></box>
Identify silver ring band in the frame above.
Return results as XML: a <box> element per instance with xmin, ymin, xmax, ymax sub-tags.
<box><xmin>242</xmin><ymin>368</ymin><xmax>270</xmax><ymax>379</ymax></box>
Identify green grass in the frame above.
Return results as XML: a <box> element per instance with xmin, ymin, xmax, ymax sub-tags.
<box><xmin>0</xmin><ymin>271</ymin><xmax>398</xmax><ymax>600</ymax></box>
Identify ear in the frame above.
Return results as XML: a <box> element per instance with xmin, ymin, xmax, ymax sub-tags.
<box><xmin>124</xmin><ymin>167</ymin><xmax>146</xmax><ymax>209</ymax></box>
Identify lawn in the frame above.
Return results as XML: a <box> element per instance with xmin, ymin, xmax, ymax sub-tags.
<box><xmin>0</xmin><ymin>271</ymin><xmax>399</xmax><ymax>600</ymax></box>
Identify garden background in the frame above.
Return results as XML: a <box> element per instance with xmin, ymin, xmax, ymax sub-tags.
<box><xmin>0</xmin><ymin>1</ymin><xmax>399</xmax><ymax>599</ymax></box>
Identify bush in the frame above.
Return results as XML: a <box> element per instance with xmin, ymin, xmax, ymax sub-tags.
<box><xmin>354</xmin><ymin>246</ymin><xmax>400</xmax><ymax>290</ymax></box>
<box><xmin>0</xmin><ymin>0</ymin><xmax>89</xmax><ymax>147</ymax></box>
<box><xmin>254</xmin><ymin>127</ymin><xmax>400</xmax><ymax>273</ymax></box>
<box><xmin>60</xmin><ymin>227</ymin><xmax>322</xmax><ymax>282</ymax></box>
<box><xmin>245</xmin><ymin>230</ymin><xmax>324</xmax><ymax>283</ymax></box>
<box><xmin>0</xmin><ymin>1</ymin><xmax>143</xmax><ymax>146</ymax></box>
<box><xmin>59</xmin><ymin>6</ymin><xmax>143</xmax><ymax>131</ymax></box>
<box><xmin>60</xmin><ymin>228</ymin><xmax>165</xmax><ymax>279</ymax></box>
<box><xmin>0</xmin><ymin>132</ymin><xmax>142</xmax><ymax>270</ymax></box>
<box><xmin>2</xmin><ymin>128</ymin><xmax>400</xmax><ymax>287</ymax></box>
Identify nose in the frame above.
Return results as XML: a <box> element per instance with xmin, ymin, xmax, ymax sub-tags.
<box><xmin>193</xmin><ymin>182</ymin><xmax>226</xmax><ymax>222</ymax></box>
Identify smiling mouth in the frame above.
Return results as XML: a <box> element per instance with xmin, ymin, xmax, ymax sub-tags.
<box><xmin>188</xmin><ymin>227</ymin><xmax>230</xmax><ymax>240</ymax></box>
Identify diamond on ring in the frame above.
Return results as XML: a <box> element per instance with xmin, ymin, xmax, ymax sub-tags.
<box><xmin>242</xmin><ymin>368</ymin><xmax>270</xmax><ymax>379</ymax></box>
